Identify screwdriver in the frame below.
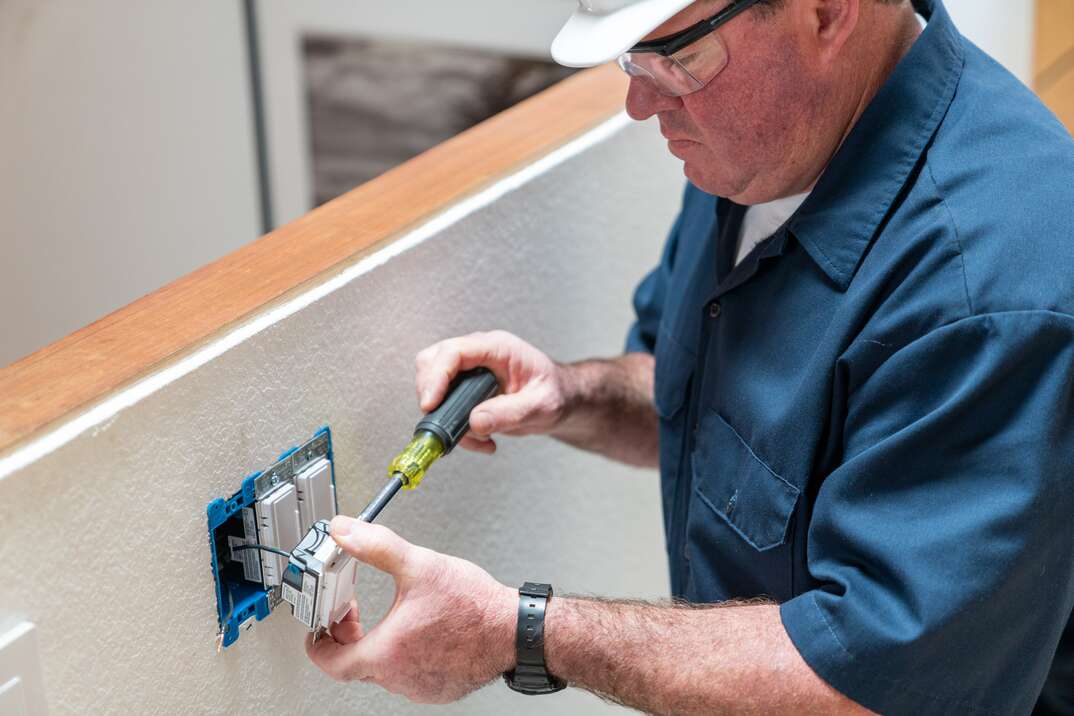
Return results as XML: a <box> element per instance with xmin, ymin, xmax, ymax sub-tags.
<box><xmin>357</xmin><ymin>367</ymin><xmax>500</xmax><ymax>522</ymax></box>
<box><xmin>283</xmin><ymin>368</ymin><xmax>499</xmax><ymax>636</ymax></box>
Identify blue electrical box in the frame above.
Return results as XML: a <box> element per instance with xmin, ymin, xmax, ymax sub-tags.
<box><xmin>206</xmin><ymin>426</ymin><xmax>339</xmax><ymax>648</ymax></box>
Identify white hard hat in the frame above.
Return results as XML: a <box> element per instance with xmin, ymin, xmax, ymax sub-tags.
<box><xmin>551</xmin><ymin>0</ymin><xmax>697</xmax><ymax>68</ymax></box>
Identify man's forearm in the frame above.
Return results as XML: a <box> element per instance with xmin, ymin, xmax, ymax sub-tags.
<box><xmin>541</xmin><ymin>597</ymin><xmax>874</xmax><ymax>716</ymax></box>
<box><xmin>551</xmin><ymin>352</ymin><xmax>658</xmax><ymax>467</ymax></box>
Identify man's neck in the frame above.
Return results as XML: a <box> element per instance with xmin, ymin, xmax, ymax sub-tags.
<box><xmin>828</xmin><ymin>4</ymin><xmax>924</xmax><ymax>175</ymax></box>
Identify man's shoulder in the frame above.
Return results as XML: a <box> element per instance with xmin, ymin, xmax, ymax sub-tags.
<box><xmin>914</xmin><ymin>39</ymin><xmax>1074</xmax><ymax>318</ymax></box>
<box><xmin>929</xmin><ymin>36</ymin><xmax>1074</xmax><ymax>210</ymax></box>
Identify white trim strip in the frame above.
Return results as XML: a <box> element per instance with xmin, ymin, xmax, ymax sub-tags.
<box><xmin>0</xmin><ymin>112</ymin><xmax>632</xmax><ymax>481</ymax></box>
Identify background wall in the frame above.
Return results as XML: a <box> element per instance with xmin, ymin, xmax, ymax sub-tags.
<box><xmin>946</xmin><ymin>0</ymin><xmax>1035</xmax><ymax>83</ymax></box>
<box><xmin>0</xmin><ymin>117</ymin><xmax>682</xmax><ymax>715</ymax></box>
<box><xmin>0</xmin><ymin>0</ymin><xmax>262</xmax><ymax>368</ymax></box>
<box><xmin>256</xmin><ymin>0</ymin><xmax>576</xmax><ymax>227</ymax></box>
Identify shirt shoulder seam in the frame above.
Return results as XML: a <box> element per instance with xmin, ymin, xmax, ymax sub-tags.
<box><xmin>923</xmin><ymin>158</ymin><xmax>975</xmax><ymax>316</ymax></box>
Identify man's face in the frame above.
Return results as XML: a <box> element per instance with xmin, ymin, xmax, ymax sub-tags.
<box><xmin>626</xmin><ymin>0</ymin><xmax>829</xmax><ymax>203</ymax></box>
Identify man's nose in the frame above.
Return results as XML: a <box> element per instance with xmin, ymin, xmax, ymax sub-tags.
<box><xmin>625</xmin><ymin>77</ymin><xmax>682</xmax><ymax>120</ymax></box>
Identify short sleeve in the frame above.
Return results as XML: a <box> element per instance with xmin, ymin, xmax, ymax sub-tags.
<box><xmin>624</xmin><ymin>187</ymin><xmax>690</xmax><ymax>355</ymax></box>
<box><xmin>780</xmin><ymin>311</ymin><xmax>1074</xmax><ymax>715</ymax></box>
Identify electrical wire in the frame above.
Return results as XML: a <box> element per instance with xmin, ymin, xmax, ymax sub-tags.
<box><xmin>231</xmin><ymin>521</ymin><xmax>334</xmax><ymax>566</ymax></box>
<box><xmin>311</xmin><ymin>521</ymin><xmax>331</xmax><ymax>549</ymax></box>
<box><xmin>233</xmin><ymin>543</ymin><xmax>291</xmax><ymax>558</ymax></box>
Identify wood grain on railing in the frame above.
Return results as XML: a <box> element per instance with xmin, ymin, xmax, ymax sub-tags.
<box><xmin>0</xmin><ymin>64</ymin><xmax>628</xmax><ymax>457</ymax></box>
<box><xmin>1036</xmin><ymin>0</ymin><xmax>1074</xmax><ymax>135</ymax></box>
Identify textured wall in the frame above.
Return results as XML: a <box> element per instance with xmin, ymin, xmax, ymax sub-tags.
<box><xmin>0</xmin><ymin>118</ymin><xmax>684</xmax><ymax>715</ymax></box>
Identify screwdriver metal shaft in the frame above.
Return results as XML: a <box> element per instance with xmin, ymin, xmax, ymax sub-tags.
<box><xmin>357</xmin><ymin>475</ymin><xmax>403</xmax><ymax>522</ymax></box>
<box><xmin>353</xmin><ymin>367</ymin><xmax>499</xmax><ymax>523</ymax></box>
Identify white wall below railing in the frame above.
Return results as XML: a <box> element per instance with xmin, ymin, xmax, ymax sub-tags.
<box><xmin>0</xmin><ymin>115</ymin><xmax>682</xmax><ymax>715</ymax></box>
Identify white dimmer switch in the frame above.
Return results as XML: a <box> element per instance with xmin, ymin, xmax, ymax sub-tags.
<box><xmin>256</xmin><ymin>483</ymin><xmax>301</xmax><ymax>586</ymax></box>
<box><xmin>295</xmin><ymin>459</ymin><xmax>335</xmax><ymax>528</ymax></box>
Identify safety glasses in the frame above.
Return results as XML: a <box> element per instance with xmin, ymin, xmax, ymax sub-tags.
<box><xmin>617</xmin><ymin>0</ymin><xmax>762</xmax><ymax>97</ymax></box>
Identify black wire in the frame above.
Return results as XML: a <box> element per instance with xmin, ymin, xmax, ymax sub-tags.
<box><xmin>308</xmin><ymin>521</ymin><xmax>331</xmax><ymax>550</ymax></box>
<box><xmin>233</xmin><ymin>523</ymin><xmax>331</xmax><ymax>561</ymax></box>
<box><xmin>233</xmin><ymin>543</ymin><xmax>291</xmax><ymax>558</ymax></box>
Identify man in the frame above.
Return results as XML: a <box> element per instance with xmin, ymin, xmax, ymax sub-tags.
<box><xmin>307</xmin><ymin>0</ymin><xmax>1074</xmax><ymax>712</ymax></box>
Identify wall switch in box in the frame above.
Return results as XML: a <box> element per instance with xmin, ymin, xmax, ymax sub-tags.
<box><xmin>206</xmin><ymin>426</ymin><xmax>341</xmax><ymax>649</ymax></box>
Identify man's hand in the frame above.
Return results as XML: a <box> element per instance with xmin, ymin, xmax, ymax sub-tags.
<box><xmin>414</xmin><ymin>330</ymin><xmax>570</xmax><ymax>454</ymax></box>
<box><xmin>305</xmin><ymin>516</ymin><xmax>516</xmax><ymax>703</ymax></box>
<box><xmin>414</xmin><ymin>330</ymin><xmax>659</xmax><ymax>466</ymax></box>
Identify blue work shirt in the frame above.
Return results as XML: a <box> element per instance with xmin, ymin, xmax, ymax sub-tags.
<box><xmin>625</xmin><ymin>1</ymin><xmax>1074</xmax><ymax>713</ymax></box>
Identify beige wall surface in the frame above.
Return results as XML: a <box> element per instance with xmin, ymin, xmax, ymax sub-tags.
<box><xmin>0</xmin><ymin>116</ymin><xmax>682</xmax><ymax>715</ymax></box>
<box><xmin>0</xmin><ymin>0</ymin><xmax>262</xmax><ymax>368</ymax></box>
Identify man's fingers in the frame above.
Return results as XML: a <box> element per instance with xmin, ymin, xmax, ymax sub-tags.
<box><xmin>329</xmin><ymin>619</ymin><xmax>364</xmax><ymax>645</ymax></box>
<box><xmin>327</xmin><ymin>601</ymin><xmax>363</xmax><ymax>644</ymax></box>
<box><xmin>415</xmin><ymin>343</ymin><xmax>463</xmax><ymax>411</ymax></box>
<box><xmin>340</xmin><ymin>601</ymin><xmax>360</xmax><ymax>623</ymax></box>
<box><xmin>459</xmin><ymin>434</ymin><xmax>497</xmax><ymax>454</ymax></box>
<box><xmin>469</xmin><ymin>393</ymin><xmax>537</xmax><ymax>435</ymax></box>
<box><xmin>330</xmin><ymin>517</ymin><xmax>411</xmax><ymax>575</ymax></box>
<box><xmin>414</xmin><ymin>332</ymin><xmax>514</xmax><ymax>411</ymax></box>
<box><xmin>306</xmin><ymin>632</ymin><xmax>375</xmax><ymax>682</ymax></box>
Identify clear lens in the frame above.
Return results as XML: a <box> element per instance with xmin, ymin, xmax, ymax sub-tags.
<box><xmin>618</xmin><ymin>31</ymin><xmax>729</xmax><ymax>97</ymax></box>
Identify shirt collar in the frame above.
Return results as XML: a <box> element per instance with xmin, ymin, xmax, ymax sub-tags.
<box><xmin>786</xmin><ymin>0</ymin><xmax>964</xmax><ymax>291</ymax></box>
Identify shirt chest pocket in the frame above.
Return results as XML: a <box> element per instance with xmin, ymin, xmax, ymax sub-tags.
<box><xmin>686</xmin><ymin>410</ymin><xmax>800</xmax><ymax>601</ymax></box>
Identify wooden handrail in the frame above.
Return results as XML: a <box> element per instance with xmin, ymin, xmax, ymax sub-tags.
<box><xmin>1035</xmin><ymin>0</ymin><xmax>1074</xmax><ymax>135</ymax></box>
<box><xmin>0</xmin><ymin>64</ymin><xmax>628</xmax><ymax>457</ymax></box>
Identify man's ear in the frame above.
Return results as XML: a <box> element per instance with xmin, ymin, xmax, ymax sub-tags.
<box><xmin>795</xmin><ymin>0</ymin><xmax>861</xmax><ymax>65</ymax></box>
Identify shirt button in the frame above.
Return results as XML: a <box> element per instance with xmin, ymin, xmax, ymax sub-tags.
<box><xmin>709</xmin><ymin>302</ymin><xmax>722</xmax><ymax>318</ymax></box>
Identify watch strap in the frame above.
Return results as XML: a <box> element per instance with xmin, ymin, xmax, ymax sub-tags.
<box><xmin>504</xmin><ymin>582</ymin><xmax>567</xmax><ymax>695</ymax></box>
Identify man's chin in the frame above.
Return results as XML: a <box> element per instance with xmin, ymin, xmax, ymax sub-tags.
<box><xmin>681</xmin><ymin>159</ymin><xmax>749</xmax><ymax>199</ymax></box>
<box><xmin>681</xmin><ymin>161</ymin><xmax>720</xmax><ymax>195</ymax></box>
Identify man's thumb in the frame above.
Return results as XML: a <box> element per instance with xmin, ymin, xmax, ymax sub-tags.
<box><xmin>330</xmin><ymin>516</ymin><xmax>409</xmax><ymax>575</ymax></box>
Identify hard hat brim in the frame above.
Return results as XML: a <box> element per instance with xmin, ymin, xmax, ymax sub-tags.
<box><xmin>551</xmin><ymin>0</ymin><xmax>697</xmax><ymax>68</ymax></box>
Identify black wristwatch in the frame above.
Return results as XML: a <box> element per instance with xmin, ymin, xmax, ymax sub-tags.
<box><xmin>503</xmin><ymin>582</ymin><xmax>567</xmax><ymax>695</ymax></box>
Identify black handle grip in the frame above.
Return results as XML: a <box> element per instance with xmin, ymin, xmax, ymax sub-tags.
<box><xmin>414</xmin><ymin>367</ymin><xmax>500</xmax><ymax>454</ymax></box>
